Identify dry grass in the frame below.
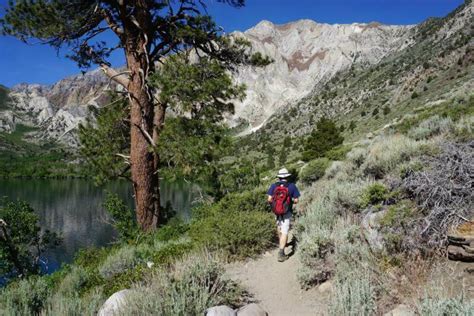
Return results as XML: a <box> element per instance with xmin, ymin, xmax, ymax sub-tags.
<box><xmin>451</xmin><ymin>221</ymin><xmax>474</xmax><ymax>237</ymax></box>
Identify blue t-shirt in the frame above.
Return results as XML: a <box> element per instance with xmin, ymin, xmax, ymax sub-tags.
<box><xmin>267</xmin><ymin>181</ymin><xmax>301</xmax><ymax>212</ymax></box>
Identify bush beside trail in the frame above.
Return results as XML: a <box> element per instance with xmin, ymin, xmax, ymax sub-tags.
<box><xmin>0</xmin><ymin>185</ymin><xmax>274</xmax><ymax>315</ymax></box>
<box><xmin>296</xmin><ymin>108</ymin><xmax>474</xmax><ymax>313</ymax></box>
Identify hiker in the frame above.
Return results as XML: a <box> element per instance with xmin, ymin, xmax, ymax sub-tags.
<box><xmin>267</xmin><ymin>168</ymin><xmax>300</xmax><ymax>262</ymax></box>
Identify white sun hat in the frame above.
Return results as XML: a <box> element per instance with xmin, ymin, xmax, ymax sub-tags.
<box><xmin>277</xmin><ymin>168</ymin><xmax>291</xmax><ymax>178</ymax></box>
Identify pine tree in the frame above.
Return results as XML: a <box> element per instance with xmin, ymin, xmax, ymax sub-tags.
<box><xmin>1</xmin><ymin>0</ymin><xmax>270</xmax><ymax>231</ymax></box>
<box><xmin>302</xmin><ymin>117</ymin><xmax>344</xmax><ymax>161</ymax></box>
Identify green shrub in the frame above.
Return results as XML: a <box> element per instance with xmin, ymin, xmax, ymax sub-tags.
<box><xmin>411</xmin><ymin>91</ymin><xmax>419</xmax><ymax>99</ymax></box>
<box><xmin>362</xmin><ymin>135</ymin><xmax>425</xmax><ymax>178</ymax></box>
<box><xmin>218</xmin><ymin>188</ymin><xmax>269</xmax><ymax>213</ymax></box>
<box><xmin>328</xmin><ymin>272</ymin><xmax>376</xmax><ymax>316</ymax></box>
<box><xmin>150</xmin><ymin>238</ymin><xmax>194</xmax><ymax>265</ymax></box>
<box><xmin>328</xmin><ymin>179</ymin><xmax>371</xmax><ymax>213</ymax></box>
<box><xmin>297</xmin><ymin>197</ymin><xmax>337</xmax><ymax>235</ymax></box>
<box><xmin>300</xmin><ymin>158</ymin><xmax>330</xmax><ymax>184</ymax></box>
<box><xmin>408</xmin><ymin>115</ymin><xmax>454</xmax><ymax>140</ymax></box>
<box><xmin>297</xmin><ymin>226</ymin><xmax>333</xmax><ymax>287</ymax></box>
<box><xmin>44</xmin><ymin>288</ymin><xmax>105</xmax><ymax>316</ymax></box>
<box><xmin>189</xmin><ymin>210</ymin><xmax>274</xmax><ymax>260</ymax></box>
<box><xmin>418</xmin><ymin>296</ymin><xmax>474</xmax><ymax>315</ymax></box>
<box><xmin>103</xmin><ymin>264</ymin><xmax>149</xmax><ymax>297</ymax></box>
<box><xmin>193</xmin><ymin>187</ymin><xmax>269</xmax><ymax>220</ymax></box>
<box><xmin>0</xmin><ymin>276</ymin><xmax>50</xmax><ymax>315</ymax></box>
<box><xmin>325</xmin><ymin>145</ymin><xmax>351</xmax><ymax>161</ymax></box>
<box><xmin>217</xmin><ymin>159</ymin><xmax>263</xmax><ymax>194</ymax></box>
<box><xmin>296</xmin><ymin>193</ymin><xmax>339</xmax><ymax>287</ymax></box>
<box><xmin>55</xmin><ymin>266</ymin><xmax>89</xmax><ymax>296</ymax></box>
<box><xmin>99</xmin><ymin>239</ymin><xmax>194</xmax><ymax>296</ymax></box>
<box><xmin>397</xmin><ymin>158</ymin><xmax>423</xmax><ymax>178</ymax></box>
<box><xmin>324</xmin><ymin>161</ymin><xmax>345</xmax><ymax>180</ymax></box>
<box><xmin>103</xmin><ymin>192</ymin><xmax>138</xmax><ymax>242</ymax></box>
<box><xmin>396</xmin><ymin>97</ymin><xmax>474</xmax><ymax>135</ymax></box>
<box><xmin>360</xmin><ymin>183</ymin><xmax>388</xmax><ymax>208</ymax></box>
<box><xmin>329</xmin><ymin>220</ymin><xmax>376</xmax><ymax>314</ymax></box>
<box><xmin>98</xmin><ymin>245</ymin><xmax>141</xmax><ymax>279</ymax></box>
<box><xmin>379</xmin><ymin>200</ymin><xmax>415</xmax><ymax>228</ymax></box>
<box><xmin>123</xmin><ymin>254</ymin><xmax>245</xmax><ymax>315</ymax></box>
<box><xmin>453</xmin><ymin>115</ymin><xmax>474</xmax><ymax>140</ymax></box>
<box><xmin>346</xmin><ymin>146</ymin><xmax>369</xmax><ymax>168</ymax></box>
<box><xmin>0</xmin><ymin>199</ymin><xmax>61</xmax><ymax>277</ymax></box>
<box><xmin>74</xmin><ymin>247</ymin><xmax>111</xmax><ymax>270</ymax></box>
<box><xmin>153</xmin><ymin>218</ymin><xmax>190</xmax><ymax>242</ymax></box>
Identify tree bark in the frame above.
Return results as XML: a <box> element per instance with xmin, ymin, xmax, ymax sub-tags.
<box><xmin>125</xmin><ymin>35</ymin><xmax>160</xmax><ymax>231</ymax></box>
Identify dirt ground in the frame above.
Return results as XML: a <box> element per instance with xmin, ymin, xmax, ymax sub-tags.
<box><xmin>226</xmin><ymin>235</ymin><xmax>330</xmax><ymax>316</ymax></box>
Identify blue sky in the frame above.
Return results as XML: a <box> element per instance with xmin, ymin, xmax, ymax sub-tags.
<box><xmin>0</xmin><ymin>0</ymin><xmax>464</xmax><ymax>87</ymax></box>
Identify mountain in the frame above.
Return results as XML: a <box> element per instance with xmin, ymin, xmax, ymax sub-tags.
<box><xmin>2</xmin><ymin>69</ymin><xmax>111</xmax><ymax>146</ymax></box>
<box><xmin>231</xmin><ymin>19</ymin><xmax>412</xmax><ymax>131</ymax></box>
<box><xmin>0</xmin><ymin>0</ymin><xmax>472</xmax><ymax>149</ymax></box>
<box><xmin>246</xmin><ymin>0</ymin><xmax>473</xmax><ymax>148</ymax></box>
<box><xmin>0</xmin><ymin>20</ymin><xmax>413</xmax><ymax>146</ymax></box>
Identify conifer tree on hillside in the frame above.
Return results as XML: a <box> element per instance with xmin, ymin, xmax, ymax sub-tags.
<box><xmin>0</xmin><ymin>0</ymin><xmax>269</xmax><ymax>231</ymax></box>
<box><xmin>303</xmin><ymin>117</ymin><xmax>343</xmax><ymax>161</ymax></box>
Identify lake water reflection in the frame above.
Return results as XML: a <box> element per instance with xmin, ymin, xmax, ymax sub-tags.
<box><xmin>0</xmin><ymin>179</ymin><xmax>195</xmax><ymax>272</ymax></box>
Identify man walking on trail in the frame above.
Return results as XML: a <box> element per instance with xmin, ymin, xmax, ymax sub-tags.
<box><xmin>267</xmin><ymin>168</ymin><xmax>300</xmax><ymax>262</ymax></box>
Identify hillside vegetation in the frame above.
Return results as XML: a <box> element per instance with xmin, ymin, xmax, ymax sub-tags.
<box><xmin>238</xmin><ymin>0</ymin><xmax>473</xmax><ymax>163</ymax></box>
<box><xmin>0</xmin><ymin>85</ymin><xmax>81</xmax><ymax>178</ymax></box>
<box><xmin>296</xmin><ymin>96</ymin><xmax>473</xmax><ymax>313</ymax></box>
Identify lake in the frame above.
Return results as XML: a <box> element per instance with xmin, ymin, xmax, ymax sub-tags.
<box><xmin>0</xmin><ymin>179</ymin><xmax>196</xmax><ymax>273</ymax></box>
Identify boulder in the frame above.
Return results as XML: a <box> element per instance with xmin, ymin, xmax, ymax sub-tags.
<box><xmin>361</xmin><ymin>208</ymin><xmax>387</xmax><ymax>253</ymax></box>
<box><xmin>384</xmin><ymin>304</ymin><xmax>415</xmax><ymax>316</ymax></box>
<box><xmin>205</xmin><ymin>305</ymin><xmax>236</xmax><ymax>316</ymax></box>
<box><xmin>98</xmin><ymin>289</ymin><xmax>133</xmax><ymax>316</ymax></box>
<box><xmin>318</xmin><ymin>280</ymin><xmax>334</xmax><ymax>294</ymax></box>
<box><xmin>236</xmin><ymin>303</ymin><xmax>267</xmax><ymax>316</ymax></box>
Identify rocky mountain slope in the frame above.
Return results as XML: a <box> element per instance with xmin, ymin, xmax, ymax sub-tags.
<box><xmin>231</xmin><ymin>19</ymin><xmax>412</xmax><ymax>131</ymax></box>
<box><xmin>0</xmin><ymin>18</ymin><xmax>414</xmax><ymax>146</ymax></box>
<box><xmin>0</xmin><ymin>0</ymin><xmax>471</xmax><ymax>149</ymax></box>
<box><xmin>245</xmin><ymin>0</ymin><xmax>473</xmax><ymax>152</ymax></box>
<box><xmin>0</xmin><ymin>69</ymin><xmax>110</xmax><ymax>146</ymax></box>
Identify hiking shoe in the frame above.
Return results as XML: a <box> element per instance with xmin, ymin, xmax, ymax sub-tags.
<box><xmin>278</xmin><ymin>251</ymin><xmax>286</xmax><ymax>262</ymax></box>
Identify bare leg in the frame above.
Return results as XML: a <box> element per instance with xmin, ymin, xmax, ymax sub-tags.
<box><xmin>279</xmin><ymin>233</ymin><xmax>288</xmax><ymax>251</ymax></box>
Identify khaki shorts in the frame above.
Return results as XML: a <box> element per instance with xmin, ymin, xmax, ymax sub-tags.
<box><xmin>276</xmin><ymin>212</ymin><xmax>292</xmax><ymax>235</ymax></box>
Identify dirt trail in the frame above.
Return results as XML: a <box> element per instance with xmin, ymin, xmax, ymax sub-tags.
<box><xmin>226</xmin><ymin>236</ymin><xmax>329</xmax><ymax>316</ymax></box>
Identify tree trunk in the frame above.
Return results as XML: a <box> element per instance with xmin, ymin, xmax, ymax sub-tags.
<box><xmin>126</xmin><ymin>39</ymin><xmax>160</xmax><ymax>231</ymax></box>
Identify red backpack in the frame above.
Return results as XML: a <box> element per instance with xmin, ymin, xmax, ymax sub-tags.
<box><xmin>271</xmin><ymin>182</ymin><xmax>291</xmax><ymax>216</ymax></box>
